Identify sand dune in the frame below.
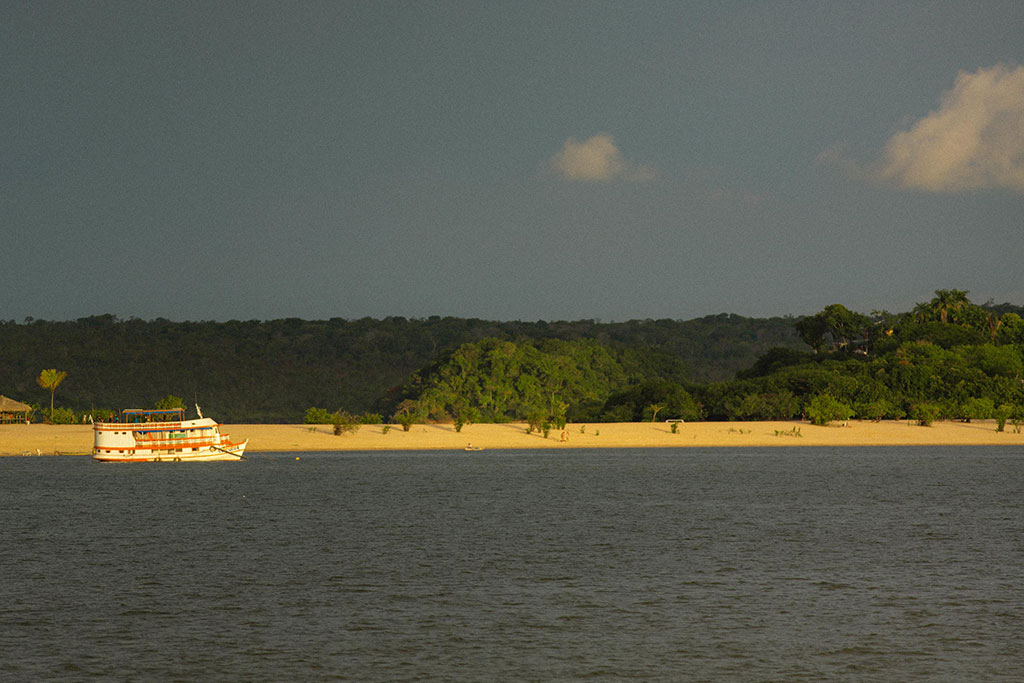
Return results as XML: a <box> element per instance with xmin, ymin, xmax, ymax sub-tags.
<box><xmin>2</xmin><ymin>420</ymin><xmax>1023</xmax><ymax>456</ymax></box>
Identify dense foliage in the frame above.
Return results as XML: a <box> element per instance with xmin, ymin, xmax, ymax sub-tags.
<box><xmin>386</xmin><ymin>337</ymin><xmax>691</xmax><ymax>428</ymax></box>
<box><xmin>695</xmin><ymin>292</ymin><xmax>1024</xmax><ymax>424</ymax></box>
<box><xmin>4</xmin><ymin>292</ymin><xmax>1022</xmax><ymax>425</ymax></box>
<box><xmin>0</xmin><ymin>313</ymin><xmax>798</xmax><ymax>422</ymax></box>
<box><xmin>390</xmin><ymin>292</ymin><xmax>1024</xmax><ymax>426</ymax></box>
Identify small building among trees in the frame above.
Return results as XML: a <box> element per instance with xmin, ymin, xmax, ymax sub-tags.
<box><xmin>0</xmin><ymin>395</ymin><xmax>33</xmax><ymax>423</ymax></box>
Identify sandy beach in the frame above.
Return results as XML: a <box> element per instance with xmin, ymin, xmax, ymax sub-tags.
<box><xmin>2</xmin><ymin>419</ymin><xmax>1023</xmax><ymax>455</ymax></box>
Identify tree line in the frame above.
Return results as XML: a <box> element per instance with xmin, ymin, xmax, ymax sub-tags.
<box><xmin>366</xmin><ymin>291</ymin><xmax>1024</xmax><ymax>428</ymax></box>
<box><xmin>0</xmin><ymin>313</ymin><xmax>798</xmax><ymax>422</ymax></box>
<box><xmin>7</xmin><ymin>292</ymin><xmax>1023</xmax><ymax>426</ymax></box>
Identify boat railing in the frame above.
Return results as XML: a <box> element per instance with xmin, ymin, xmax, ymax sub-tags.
<box><xmin>96</xmin><ymin>418</ymin><xmax>214</xmax><ymax>427</ymax></box>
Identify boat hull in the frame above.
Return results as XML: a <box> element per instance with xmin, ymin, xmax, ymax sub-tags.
<box><xmin>92</xmin><ymin>441</ymin><xmax>247</xmax><ymax>463</ymax></box>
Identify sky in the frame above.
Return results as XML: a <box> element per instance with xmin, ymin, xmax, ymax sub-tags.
<box><xmin>3</xmin><ymin>1</ymin><xmax>1023</xmax><ymax>323</ymax></box>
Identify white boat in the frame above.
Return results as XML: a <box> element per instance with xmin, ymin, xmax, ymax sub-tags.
<box><xmin>93</xmin><ymin>408</ymin><xmax>247</xmax><ymax>462</ymax></box>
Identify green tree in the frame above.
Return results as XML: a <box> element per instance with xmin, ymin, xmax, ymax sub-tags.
<box><xmin>738</xmin><ymin>347</ymin><xmax>815</xmax><ymax>379</ymax></box>
<box><xmin>735</xmin><ymin>392</ymin><xmax>769</xmax><ymax>420</ymax></box>
<box><xmin>37</xmin><ymin>368</ymin><xmax>67</xmax><ymax>420</ymax></box>
<box><xmin>995</xmin><ymin>313</ymin><xmax>1024</xmax><ymax>345</ymax></box>
<box><xmin>911</xmin><ymin>402</ymin><xmax>943</xmax><ymax>426</ymax></box>
<box><xmin>398</xmin><ymin>337</ymin><xmax>641</xmax><ymax>425</ymax></box>
<box><xmin>805</xmin><ymin>393</ymin><xmax>853</xmax><ymax>426</ymax></box>
<box><xmin>958</xmin><ymin>397</ymin><xmax>994</xmax><ymax>422</ymax></box>
<box><xmin>912</xmin><ymin>290</ymin><xmax>993</xmax><ymax>334</ymax></box>
<box><xmin>332</xmin><ymin>411</ymin><xmax>360</xmax><ymax>435</ymax></box>
<box><xmin>393</xmin><ymin>399</ymin><xmax>421</xmax><ymax>432</ymax></box>
<box><xmin>603</xmin><ymin>381</ymin><xmax>700</xmax><ymax>422</ymax></box>
<box><xmin>155</xmin><ymin>394</ymin><xmax>184</xmax><ymax>410</ymax></box>
<box><xmin>795</xmin><ymin>304</ymin><xmax>873</xmax><ymax>353</ymax></box>
<box><xmin>795</xmin><ymin>314</ymin><xmax>830</xmax><ymax>353</ymax></box>
<box><xmin>821</xmin><ymin>304</ymin><xmax>872</xmax><ymax>351</ymax></box>
<box><xmin>854</xmin><ymin>399</ymin><xmax>904</xmax><ymax>421</ymax></box>
<box><xmin>957</xmin><ymin>345</ymin><xmax>1023</xmax><ymax>378</ymax></box>
<box><xmin>763</xmin><ymin>391</ymin><xmax>800</xmax><ymax>419</ymax></box>
<box><xmin>49</xmin><ymin>407</ymin><xmax>76</xmax><ymax>424</ymax></box>
<box><xmin>924</xmin><ymin>289</ymin><xmax>971</xmax><ymax>324</ymax></box>
<box><xmin>994</xmin><ymin>403</ymin><xmax>1014</xmax><ymax>432</ymax></box>
<box><xmin>304</xmin><ymin>407</ymin><xmax>334</xmax><ymax>424</ymax></box>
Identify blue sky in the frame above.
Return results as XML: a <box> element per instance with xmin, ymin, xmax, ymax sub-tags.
<box><xmin>3</xmin><ymin>1</ymin><xmax>1023</xmax><ymax>322</ymax></box>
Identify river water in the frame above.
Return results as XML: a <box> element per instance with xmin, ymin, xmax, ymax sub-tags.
<box><xmin>2</xmin><ymin>447</ymin><xmax>1022</xmax><ymax>681</ymax></box>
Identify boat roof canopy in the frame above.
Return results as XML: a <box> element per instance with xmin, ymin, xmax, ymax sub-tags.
<box><xmin>120</xmin><ymin>408</ymin><xmax>187</xmax><ymax>422</ymax></box>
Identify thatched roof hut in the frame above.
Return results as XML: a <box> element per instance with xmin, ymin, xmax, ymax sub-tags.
<box><xmin>0</xmin><ymin>395</ymin><xmax>32</xmax><ymax>423</ymax></box>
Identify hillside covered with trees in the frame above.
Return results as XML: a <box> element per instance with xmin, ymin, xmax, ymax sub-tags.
<box><xmin>386</xmin><ymin>291</ymin><xmax>1024</xmax><ymax>427</ymax></box>
<box><xmin>5</xmin><ymin>292</ymin><xmax>1022</xmax><ymax>426</ymax></box>
<box><xmin>0</xmin><ymin>313</ymin><xmax>799</xmax><ymax>422</ymax></box>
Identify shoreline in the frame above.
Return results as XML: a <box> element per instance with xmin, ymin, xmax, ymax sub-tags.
<box><xmin>2</xmin><ymin>419</ymin><xmax>1023</xmax><ymax>455</ymax></box>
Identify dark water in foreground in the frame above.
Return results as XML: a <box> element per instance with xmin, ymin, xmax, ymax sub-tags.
<box><xmin>2</xmin><ymin>447</ymin><xmax>1023</xmax><ymax>681</ymax></box>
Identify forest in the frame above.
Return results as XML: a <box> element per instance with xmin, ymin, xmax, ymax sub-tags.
<box><xmin>384</xmin><ymin>292</ymin><xmax>1024</xmax><ymax>428</ymax></box>
<box><xmin>0</xmin><ymin>312</ymin><xmax>798</xmax><ymax>422</ymax></box>
<box><xmin>4</xmin><ymin>291</ymin><xmax>1023</xmax><ymax>426</ymax></box>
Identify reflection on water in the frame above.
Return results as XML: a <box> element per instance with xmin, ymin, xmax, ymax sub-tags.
<box><xmin>2</xmin><ymin>447</ymin><xmax>1023</xmax><ymax>680</ymax></box>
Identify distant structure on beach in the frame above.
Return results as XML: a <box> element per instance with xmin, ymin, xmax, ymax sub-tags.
<box><xmin>0</xmin><ymin>395</ymin><xmax>32</xmax><ymax>423</ymax></box>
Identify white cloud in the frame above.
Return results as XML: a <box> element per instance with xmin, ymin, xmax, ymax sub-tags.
<box><xmin>550</xmin><ymin>133</ymin><xmax>655</xmax><ymax>182</ymax></box>
<box><xmin>876</xmin><ymin>63</ymin><xmax>1024</xmax><ymax>193</ymax></box>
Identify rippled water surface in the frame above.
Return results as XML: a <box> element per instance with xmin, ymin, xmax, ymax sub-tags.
<box><xmin>2</xmin><ymin>447</ymin><xmax>1023</xmax><ymax>681</ymax></box>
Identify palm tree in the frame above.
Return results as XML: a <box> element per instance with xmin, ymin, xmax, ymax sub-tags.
<box><xmin>931</xmin><ymin>289</ymin><xmax>971</xmax><ymax>324</ymax></box>
<box><xmin>37</xmin><ymin>369</ymin><xmax>67</xmax><ymax>420</ymax></box>
<box><xmin>915</xmin><ymin>289</ymin><xmax>971</xmax><ymax>324</ymax></box>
